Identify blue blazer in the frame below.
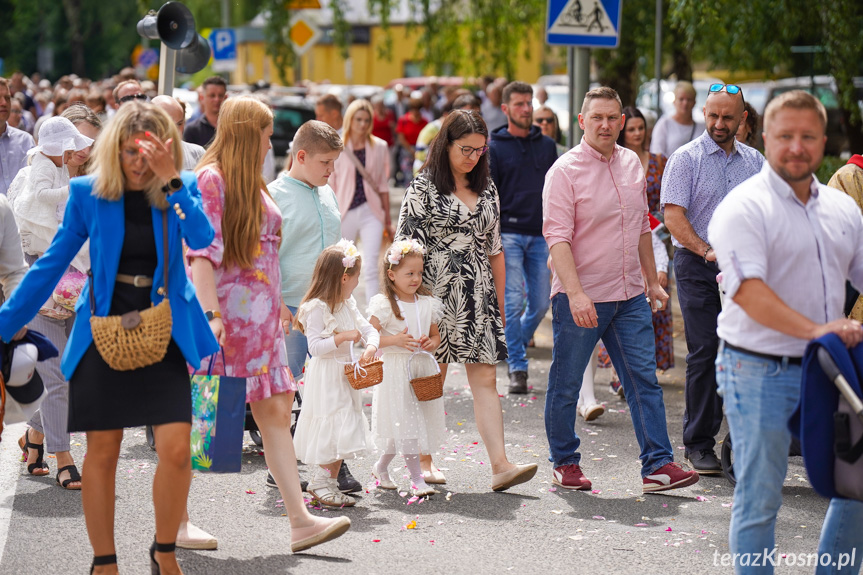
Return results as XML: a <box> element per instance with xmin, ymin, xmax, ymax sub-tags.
<box><xmin>0</xmin><ymin>171</ymin><xmax>219</xmax><ymax>378</ymax></box>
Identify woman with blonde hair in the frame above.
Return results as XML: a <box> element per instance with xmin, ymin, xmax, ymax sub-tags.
<box><xmin>329</xmin><ymin>98</ymin><xmax>392</xmax><ymax>305</ymax></box>
<box><xmin>188</xmin><ymin>96</ymin><xmax>351</xmax><ymax>554</ymax></box>
<box><xmin>0</xmin><ymin>100</ymin><xmax>218</xmax><ymax>574</ymax></box>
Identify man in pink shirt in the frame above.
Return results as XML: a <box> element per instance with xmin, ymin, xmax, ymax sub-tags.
<box><xmin>542</xmin><ymin>87</ymin><xmax>699</xmax><ymax>493</ymax></box>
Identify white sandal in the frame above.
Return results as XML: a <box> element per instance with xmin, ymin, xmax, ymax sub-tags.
<box><xmin>308</xmin><ymin>480</ymin><xmax>356</xmax><ymax>508</ymax></box>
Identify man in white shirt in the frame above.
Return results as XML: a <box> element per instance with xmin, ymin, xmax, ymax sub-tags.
<box><xmin>709</xmin><ymin>90</ymin><xmax>863</xmax><ymax>574</ymax></box>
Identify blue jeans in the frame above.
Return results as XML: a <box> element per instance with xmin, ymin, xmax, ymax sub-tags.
<box><xmin>716</xmin><ymin>344</ymin><xmax>863</xmax><ymax>574</ymax></box>
<box><xmin>545</xmin><ymin>292</ymin><xmax>674</xmax><ymax>476</ymax></box>
<box><xmin>502</xmin><ymin>233</ymin><xmax>550</xmax><ymax>373</ymax></box>
<box><xmin>284</xmin><ymin>305</ymin><xmax>308</xmax><ymax>380</ymax></box>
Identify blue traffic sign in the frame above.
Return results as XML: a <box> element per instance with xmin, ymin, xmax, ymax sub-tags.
<box><xmin>209</xmin><ymin>28</ymin><xmax>236</xmax><ymax>61</ymax></box>
<box><xmin>546</xmin><ymin>0</ymin><xmax>622</xmax><ymax>48</ymax></box>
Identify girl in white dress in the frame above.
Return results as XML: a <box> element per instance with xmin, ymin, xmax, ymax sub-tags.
<box><xmin>293</xmin><ymin>240</ymin><xmax>380</xmax><ymax>508</ymax></box>
<box><xmin>367</xmin><ymin>239</ymin><xmax>446</xmax><ymax>497</ymax></box>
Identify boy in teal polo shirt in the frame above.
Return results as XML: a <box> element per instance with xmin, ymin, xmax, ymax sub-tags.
<box><xmin>270</xmin><ymin>120</ymin><xmax>363</xmax><ymax>493</ymax></box>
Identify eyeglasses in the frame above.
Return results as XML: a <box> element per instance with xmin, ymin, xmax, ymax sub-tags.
<box><xmin>708</xmin><ymin>83</ymin><xmax>743</xmax><ymax>96</ymax></box>
<box><xmin>534</xmin><ymin>117</ymin><xmax>554</xmax><ymax>124</ymax></box>
<box><xmin>9</xmin><ymin>109</ymin><xmax>22</xmax><ymax>115</ymax></box>
<box><xmin>118</xmin><ymin>93</ymin><xmax>149</xmax><ymax>104</ymax></box>
<box><xmin>453</xmin><ymin>143</ymin><xmax>488</xmax><ymax>157</ymax></box>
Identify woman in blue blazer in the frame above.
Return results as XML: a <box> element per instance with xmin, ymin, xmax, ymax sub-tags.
<box><xmin>0</xmin><ymin>101</ymin><xmax>218</xmax><ymax>575</ymax></box>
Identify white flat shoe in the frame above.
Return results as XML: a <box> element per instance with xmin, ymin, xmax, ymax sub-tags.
<box><xmin>491</xmin><ymin>463</ymin><xmax>538</xmax><ymax>492</ymax></box>
<box><xmin>578</xmin><ymin>403</ymin><xmax>605</xmax><ymax>422</ymax></box>
<box><xmin>411</xmin><ymin>483</ymin><xmax>438</xmax><ymax>497</ymax></box>
<box><xmin>291</xmin><ymin>516</ymin><xmax>351</xmax><ymax>553</ymax></box>
<box><xmin>422</xmin><ymin>464</ymin><xmax>447</xmax><ymax>485</ymax></box>
<box><xmin>372</xmin><ymin>465</ymin><xmax>397</xmax><ymax>490</ymax></box>
<box><xmin>176</xmin><ymin>520</ymin><xmax>218</xmax><ymax>550</ymax></box>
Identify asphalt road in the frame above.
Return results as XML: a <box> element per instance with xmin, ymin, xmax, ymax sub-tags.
<box><xmin>0</xmin><ymin>302</ymin><xmax>836</xmax><ymax>575</ymax></box>
<box><xmin>0</xmin><ymin>189</ymin><xmax>840</xmax><ymax>574</ymax></box>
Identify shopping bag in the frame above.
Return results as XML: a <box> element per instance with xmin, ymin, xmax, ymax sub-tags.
<box><xmin>190</xmin><ymin>350</ymin><xmax>246</xmax><ymax>473</ymax></box>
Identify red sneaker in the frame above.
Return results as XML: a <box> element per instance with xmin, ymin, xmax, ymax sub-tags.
<box><xmin>643</xmin><ymin>462</ymin><xmax>700</xmax><ymax>493</ymax></box>
<box><xmin>552</xmin><ymin>464</ymin><xmax>592</xmax><ymax>490</ymax></box>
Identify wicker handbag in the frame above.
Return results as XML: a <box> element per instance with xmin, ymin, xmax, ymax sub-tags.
<box><xmin>88</xmin><ymin>210</ymin><xmax>172</xmax><ymax>371</ymax></box>
<box><xmin>408</xmin><ymin>350</ymin><xmax>443</xmax><ymax>401</ymax></box>
<box><xmin>343</xmin><ymin>338</ymin><xmax>384</xmax><ymax>390</ymax></box>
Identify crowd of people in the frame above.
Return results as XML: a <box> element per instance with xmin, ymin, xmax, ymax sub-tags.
<box><xmin>0</xmin><ymin>67</ymin><xmax>862</xmax><ymax>575</ymax></box>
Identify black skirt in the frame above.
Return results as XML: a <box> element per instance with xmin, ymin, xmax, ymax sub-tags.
<box><xmin>67</xmin><ymin>191</ymin><xmax>191</xmax><ymax>432</ymax></box>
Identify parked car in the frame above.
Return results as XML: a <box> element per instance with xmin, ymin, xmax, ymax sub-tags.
<box><xmin>271</xmin><ymin>96</ymin><xmax>316</xmax><ymax>160</ymax></box>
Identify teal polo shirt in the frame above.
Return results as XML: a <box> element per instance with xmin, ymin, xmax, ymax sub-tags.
<box><xmin>270</xmin><ymin>175</ymin><xmax>342</xmax><ymax>307</ymax></box>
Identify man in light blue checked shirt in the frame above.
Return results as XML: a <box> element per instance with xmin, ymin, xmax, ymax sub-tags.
<box><xmin>660</xmin><ymin>84</ymin><xmax>764</xmax><ymax>475</ymax></box>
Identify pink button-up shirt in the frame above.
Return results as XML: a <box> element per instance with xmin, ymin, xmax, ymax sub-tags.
<box><xmin>542</xmin><ymin>138</ymin><xmax>650</xmax><ymax>302</ymax></box>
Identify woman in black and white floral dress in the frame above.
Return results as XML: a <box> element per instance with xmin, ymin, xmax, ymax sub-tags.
<box><xmin>396</xmin><ymin>109</ymin><xmax>537</xmax><ymax>492</ymax></box>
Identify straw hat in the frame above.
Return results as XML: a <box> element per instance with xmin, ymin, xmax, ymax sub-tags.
<box><xmin>28</xmin><ymin>116</ymin><xmax>94</xmax><ymax>157</ymax></box>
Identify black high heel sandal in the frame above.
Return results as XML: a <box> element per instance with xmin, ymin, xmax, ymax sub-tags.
<box><xmin>150</xmin><ymin>539</ymin><xmax>177</xmax><ymax>575</ymax></box>
<box><xmin>90</xmin><ymin>554</ymin><xmax>117</xmax><ymax>574</ymax></box>
<box><xmin>19</xmin><ymin>429</ymin><xmax>49</xmax><ymax>476</ymax></box>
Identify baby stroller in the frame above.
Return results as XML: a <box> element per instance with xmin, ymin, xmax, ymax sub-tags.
<box><xmin>719</xmin><ymin>432</ymin><xmax>802</xmax><ymax>487</ymax></box>
<box><xmin>721</xmin><ymin>342</ymin><xmax>863</xmax><ymax>498</ymax></box>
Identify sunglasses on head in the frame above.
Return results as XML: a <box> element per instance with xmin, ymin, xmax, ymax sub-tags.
<box><xmin>119</xmin><ymin>93</ymin><xmax>148</xmax><ymax>104</ymax></box>
<box><xmin>708</xmin><ymin>83</ymin><xmax>743</xmax><ymax>96</ymax></box>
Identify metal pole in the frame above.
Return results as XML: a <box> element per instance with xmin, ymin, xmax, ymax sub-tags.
<box><xmin>655</xmin><ymin>0</ymin><xmax>662</xmax><ymax>115</ymax></box>
<box><xmin>567</xmin><ymin>47</ymin><xmax>576</xmax><ymax>148</ymax></box>
<box><xmin>573</xmin><ymin>47</ymin><xmax>590</xmax><ymax>144</ymax></box>
<box><xmin>221</xmin><ymin>0</ymin><xmax>230</xmax><ymax>28</ymax></box>
<box><xmin>158</xmin><ymin>44</ymin><xmax>176</xmax><ymax>96</ymax></box>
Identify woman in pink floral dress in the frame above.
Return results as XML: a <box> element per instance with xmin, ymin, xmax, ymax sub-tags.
<box><xmin>187</xmin><ymin>97</ymin><xmax>351</xmax><ymax>553</ymax></box>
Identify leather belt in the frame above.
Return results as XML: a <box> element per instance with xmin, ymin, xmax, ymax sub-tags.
<box><xmin>723</xmin><ymin>342</ymin><xmax>803</xmax><ymax>366</ymax></box>
<box><xmin>116</xmin><ymin>274</ymin><xmax>153</xmax><ymax>288</ymax></box>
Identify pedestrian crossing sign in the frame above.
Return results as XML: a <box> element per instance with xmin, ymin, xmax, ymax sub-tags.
<box><xmin>546</xmin><ymin>0</ymin><xmax>622</xmax><ymax>47</ymax></box>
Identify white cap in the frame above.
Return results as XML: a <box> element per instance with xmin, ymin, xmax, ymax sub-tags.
<box><xmin>3</xmin><ymin>343</ymin><xmax>45</xmax><ymax>425</ymax></box>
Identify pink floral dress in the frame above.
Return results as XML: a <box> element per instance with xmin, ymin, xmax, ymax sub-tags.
<box><xmin>187</xmin><ymin>166</ymin><xmax>296</xmax><ymax>402</ymax></box>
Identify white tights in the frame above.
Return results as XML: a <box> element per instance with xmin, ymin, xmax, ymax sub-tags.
<box><xmin>375</xmin><ymin>438</ymin><xmax>428</xmax><ymax>489</ymax></box>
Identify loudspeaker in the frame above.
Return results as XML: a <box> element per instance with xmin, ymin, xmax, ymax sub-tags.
<box><xmin>175</xmin><ymin>33</ymin><xmax>211</xmax><ymax>74</ymax></box>
<box><xmin>137</xmin><ymin>2</ymin><xmax>211</xmax><ymax>75</ymax></box>
<box><xmin>136</xmin><ymin>2</ymin><xmax>197</xmax><ymax>50</ymax></box>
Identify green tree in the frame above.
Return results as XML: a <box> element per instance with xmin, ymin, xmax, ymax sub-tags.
<box><xmin>669</xmin><ymin>0</ymin><xmax>863</xmax><ymax>149</ymax></box>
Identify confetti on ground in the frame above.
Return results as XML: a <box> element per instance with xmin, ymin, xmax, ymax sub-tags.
<box><xmin>592</xmin><ymin>515</ymin><xmax>605</xmax><ymax>520</ymax></box>
<box><xmin>635</xmin><ymin>523</ymin><xmax>648</xmax><ymax>527</ymax></box>
<box><xmin>665</xmin><ymin>527</ymin><xmax>673</xmax><ymax>532</ymax></box>
<box><xmin>551</xmin><ymin>510</ymin><xmax>564</xmax><ymax>515</ymax></box>
<box><xmin>406</xmin><ymin>520</ymin><xmax>417</xmax><ymax>530</ymax></box>
<box><xmin>245</xmin><ymin>490</ymin><xmax>256</xmax><ymax>495</ymax></box>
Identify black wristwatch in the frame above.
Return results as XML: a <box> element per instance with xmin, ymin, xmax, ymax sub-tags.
<box><xmin>161</xmin><ymin>177</ymin><xmax>182</xmax><ymax>194</ymax></box>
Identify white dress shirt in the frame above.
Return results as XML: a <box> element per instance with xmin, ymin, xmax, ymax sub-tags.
<box><xmin>709</xmin><ymin>163</ymin><xmax>863</xmax><ymax>356</ymax></box>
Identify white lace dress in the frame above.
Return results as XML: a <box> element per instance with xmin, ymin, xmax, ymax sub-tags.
<box><xmin>367</xmin><ymin>294</ymin><xmax>447</xmax><ymax>454</ymax></box>
<box><xmin>292</xmin><ymin>296</ymin><xmax>379</xmax><ymax>465</ymax></box>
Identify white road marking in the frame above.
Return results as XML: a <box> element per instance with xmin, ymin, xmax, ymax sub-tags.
<box><xmin>0</xmin><ymin>422</ymin><xmax>25</xmax><ymax>566</ymax></box>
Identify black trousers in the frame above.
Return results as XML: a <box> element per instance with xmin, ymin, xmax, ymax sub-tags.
<box><xmin>674</xmin><ymin>248</ymin><xmax>724</xmax><ymax>454</ymax></box>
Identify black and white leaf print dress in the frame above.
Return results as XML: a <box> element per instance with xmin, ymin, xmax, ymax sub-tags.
<box><xmin>395</xmin><ymin>174</ymin><xmax>507</xmax><ymax>364</ymax></box>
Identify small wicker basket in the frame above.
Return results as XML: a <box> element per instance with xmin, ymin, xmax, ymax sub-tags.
<box><xmin>408</xmin><ymin>350</ymin><xmax>443</xmax><ymax>402</ymax></box>
<box><xmin>344</xmin><ymin>358</ymin><xmax>384</xmax><ymax>390</ymax></box>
